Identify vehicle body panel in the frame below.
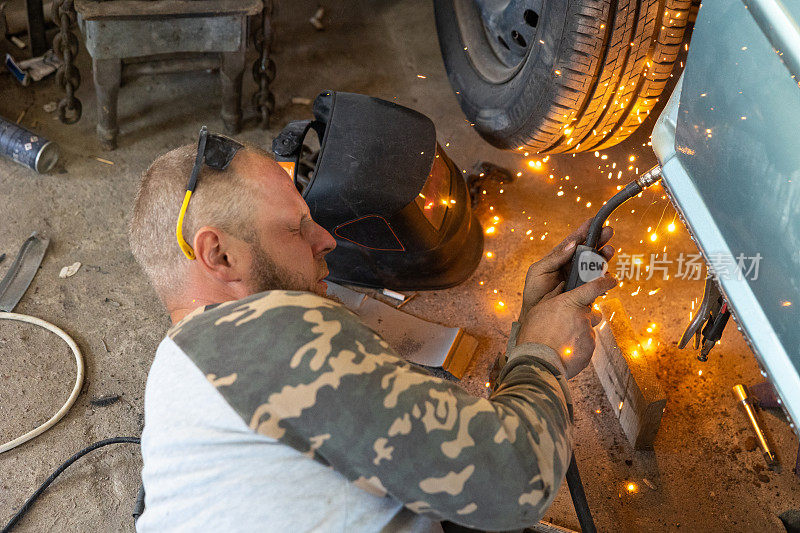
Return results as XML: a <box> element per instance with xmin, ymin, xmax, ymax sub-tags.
<box><xmin>652</xmin><ymin>0</ymin><xmax>800</xmax><ymax>428</ymax></box>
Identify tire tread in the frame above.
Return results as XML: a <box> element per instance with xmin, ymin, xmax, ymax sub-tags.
<box><xmin>438</xmin><ymin>0</ymin><xmax>691</xmax><ymax>153</ymax></box>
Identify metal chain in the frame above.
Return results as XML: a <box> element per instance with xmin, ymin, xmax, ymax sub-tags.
<box><xmin>52</xmin><ymin>0</ymin><xmax>81</xmax><ymax>124</ymax></box>
<box><xmin>252</xmin><ymin>0</ymin><xmax>276</xmax><ymax>129</ymax></box>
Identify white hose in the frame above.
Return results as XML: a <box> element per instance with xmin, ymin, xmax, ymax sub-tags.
<box><xmin>0</xmin><ymin>312</ymin><xmax>84</xmax><ymax>454</ymax></box>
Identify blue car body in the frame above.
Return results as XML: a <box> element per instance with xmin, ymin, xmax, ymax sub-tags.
<box><xmin>652</xmin><ymin>0</ymin><xmax>800</xmax><ymax>428</ymax></box>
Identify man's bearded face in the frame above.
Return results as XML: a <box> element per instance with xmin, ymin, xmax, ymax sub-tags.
<box><xmin>233</xmin><ymin>150</ymin><xmax>336</xmax><ymax>298</ymax></box>
<box><xmin>248</xmin><ymin>240</ymin><xmax>329</xmax><ymax>297</ymax></box>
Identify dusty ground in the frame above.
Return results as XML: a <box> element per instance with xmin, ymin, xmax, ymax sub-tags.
<box><xmin>0</xmin><ymin>0</ymin><xmax>798</xmax><ymax>531</ymax></box>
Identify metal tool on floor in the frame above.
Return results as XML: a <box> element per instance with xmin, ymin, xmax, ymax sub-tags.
<box><xmin>733</xmin><ymin>384</ymin><xmax>778</xmax><ymax>469</ymax></box>
<box><xmin>0</xmin><ymin>232</ymin><xmax>49</xmax><ymax>311</ymax></box>
<box><xmin>0</xmin><ymin>116</ymin><xmax>59</xmax><ymax>173</ymax></box>
<box><xmin>560</xmin><ymin>165</ymin><xmax>665</xmax><ymax>533</ymax></box>
<box><xmin>678</xmin><ymin>275</ymin><xmax>731</xmax><ymax>361</ymax></box>
<box><xmin>326</xmin><ymin>282</ymin><xmax>478</xmax><ymax>378</ymax></box>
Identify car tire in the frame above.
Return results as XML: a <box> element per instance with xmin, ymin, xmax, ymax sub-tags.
<box><xmin>434</xmin><ymin>0</ymin><xmax>692</xmax><ymax>153</ymax></box>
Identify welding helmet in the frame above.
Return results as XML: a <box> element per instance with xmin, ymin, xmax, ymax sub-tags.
<box><xmin>272</xmin><ymin>91</ymin><xmax>483</xmax><ymax>290</ymax></box>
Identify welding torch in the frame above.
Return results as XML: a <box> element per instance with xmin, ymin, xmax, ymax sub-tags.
<box><xmin>565</xmin><ymin>165</ymin><xmax>663</xmax><ymax>291</ymax></box>
<box><xmin>561</xmin><ymin>165</ymin><xmax>663</xmax><ymax>533</ymax></box>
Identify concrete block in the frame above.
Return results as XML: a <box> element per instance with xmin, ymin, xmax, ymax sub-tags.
<box><xmin>592</xmin><ymin>298</ymin><xmax>667</xmax><ymax>449</ymax></box>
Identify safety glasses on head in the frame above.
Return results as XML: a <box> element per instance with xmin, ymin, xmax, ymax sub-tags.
<box><xmin>176</xmin><ymin>126</ymin><xmax>244</xmax><ymax>260</ymax></box>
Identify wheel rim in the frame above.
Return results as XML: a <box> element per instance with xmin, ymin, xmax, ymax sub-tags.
<box><xmin>454</xmin><ymin>0</ymin><xmax>544</xmax><ymax>84</ymax></box>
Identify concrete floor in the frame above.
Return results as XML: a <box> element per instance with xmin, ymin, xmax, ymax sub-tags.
<box><xmin>1</xmin><ymin>0</ymin><xmax>798</xmax><ymax>531</ymax></box>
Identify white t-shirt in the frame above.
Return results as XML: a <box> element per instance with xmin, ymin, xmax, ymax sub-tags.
<box><xmin>137</xmin><ymin>336</ymin><xmax>442</xmax><ymax>533</ymax></box>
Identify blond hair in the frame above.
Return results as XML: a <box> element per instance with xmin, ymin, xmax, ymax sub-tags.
<box><xmin>129</xmin><ymin>144</ymin><xmax>258</xmax><ymax>305</ymax></box>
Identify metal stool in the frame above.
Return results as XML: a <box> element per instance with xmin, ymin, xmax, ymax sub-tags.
<box><xmin>74</xmin><ymin>0</ymin><xmax>263</xmax><ymax>150</ymax></box>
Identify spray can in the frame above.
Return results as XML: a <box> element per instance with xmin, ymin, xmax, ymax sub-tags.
<box><xmin>0</xmin><ymin>115</ymin><xmax>59</xmax><ymax>173</ymax></box>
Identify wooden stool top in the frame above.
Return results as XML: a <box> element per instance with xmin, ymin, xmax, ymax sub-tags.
<box><xmin>75</xmin><ymin>0</ymin><xmax>263</xmax><ymax>20</ymax></box>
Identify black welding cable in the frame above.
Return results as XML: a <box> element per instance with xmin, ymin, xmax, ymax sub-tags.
<box><xmin>564</xmin><ymin>167</ymin><xmax>662</xmax><ymax>533</ymax></box>
<box><xmin>565</xmin><ymin>455</ymin><xmax>597</xmax><ymax>533</ymax></box>
<box><xmin>2</xmin><ymin>437</ymin><xmax>141</xmax><ymax>533</ymax></box>
<box><xmin>562</xmin><ymin>183</ymin><xmax>642</xmax><ymax>533</ymax></box>
<box><xmin>585</xmin><ymin>165</ymin><xmax>663</xmax><ymax>249</ymax></box>
<box><xmin>584</xmin><ymin>181</ymin><xmax>642</xmax><ymax>249</ymax></box>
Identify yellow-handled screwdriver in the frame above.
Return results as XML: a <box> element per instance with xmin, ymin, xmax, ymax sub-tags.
<box><xmin>733</xmin><ymin>384</ymin><xmax>778</xmax><ymax>468</ymax></box>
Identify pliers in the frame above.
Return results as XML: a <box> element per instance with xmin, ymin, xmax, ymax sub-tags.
<box><xmin>678</xmin><ymin>276</ymin><xmax>731</xmax><ymax>361</ymax></box>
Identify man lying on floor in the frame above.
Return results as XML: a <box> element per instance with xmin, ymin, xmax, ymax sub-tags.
<box><xmin>128</xmin><ymin>130</ymin><xmax>616</xmax><ymax>532</ymax></box>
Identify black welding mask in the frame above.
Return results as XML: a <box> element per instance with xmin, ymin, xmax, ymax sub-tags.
<box><xmin>272</xmin><ymin>91</ymin><xmax>483</xmax><ymax>290</ymax></box>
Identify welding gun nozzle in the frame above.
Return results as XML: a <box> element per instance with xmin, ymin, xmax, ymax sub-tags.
<box><xmin>635</xmin><ymin>165</ymin><xmax>663</xmax><ymax>189</ymax></box>
<box><xmin>582</xmin><ymin>164</ymin><xmax>663</xmax><ymax>250</ymax></box>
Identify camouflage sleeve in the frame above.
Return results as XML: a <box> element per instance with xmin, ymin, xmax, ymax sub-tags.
<box><xmin>169</xmin><ymin>291</ymin><xmax>572</xmax><ymax>531</ymax></box>
<box><xmin>506</xmin><ymin>320</ymin><xmax>574</xmax><ymax>412</ymax></box>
